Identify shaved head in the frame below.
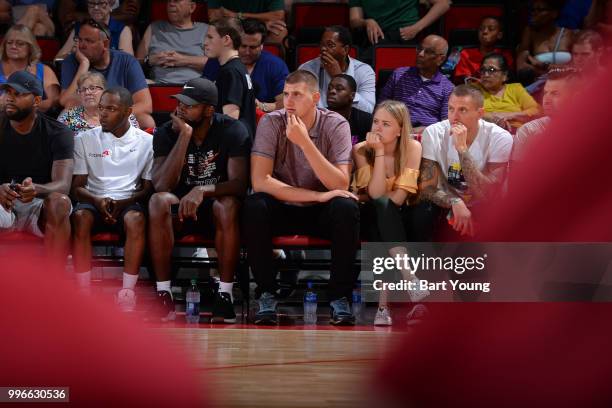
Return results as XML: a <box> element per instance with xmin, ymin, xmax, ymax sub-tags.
<box><xmin>424</xmin><ymin>34</ymin><xmax>449</xmax><ymax>56</ymax></box>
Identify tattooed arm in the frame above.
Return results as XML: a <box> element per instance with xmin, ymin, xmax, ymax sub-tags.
<box><xmin>418</xmin><ymin>158</ymin><xmax>454</xmax><ymax>209</ymax></box>
<box><xmin>458</xmin><ymin>150</ymin><xmax>508</xmax><ymax>201</ymax></box>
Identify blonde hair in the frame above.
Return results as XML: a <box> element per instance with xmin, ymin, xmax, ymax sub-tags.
<box><xmin>0</xmin><ymin>24</ymin><xmax>42</xmax><ymax>64</ymax></box>
<box><xmin>77</xmin><ymin>71</ymin><xmax>107</xmax><ymax>88</ymax></box>
<box><xmin>362</xmin><ymin>100</ymin><xmax>413</xmax><ymax>177</ymax></box>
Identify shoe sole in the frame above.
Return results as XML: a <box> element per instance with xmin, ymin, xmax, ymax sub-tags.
<box><xmin>211</xmin><ymin>316</ymin><xmax>237</xmax><ymax>324</ymax></box>
<box><xmin>254</xmin><ymin>316</ymin><xmax>277</xmax><ymax>325</ymax></box>
<box><xmin>330</xmin><ymin>319</ymin><xmax>355</xmax><ymax>326</ymax></box>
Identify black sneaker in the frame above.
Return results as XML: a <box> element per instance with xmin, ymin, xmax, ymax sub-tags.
<box><xmin>330</xmin><ymin>297</ymin><xmax>355</xmax><ymax>326</ymax></box>
<box><xmin>254</xmin><ymin>292</ymin><xmax>278</xmax><ymax>325</ymax></box>
<box><xmin>211</xmin><ymin>292</ymin><xmax>237</xmax><ymax>323</ymax></box>
<box><xmin>156</xmin><ymin>290</ymin><xmax>176</xmax><ymax>322</ymax></box>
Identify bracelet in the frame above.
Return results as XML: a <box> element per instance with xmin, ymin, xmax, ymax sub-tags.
<box><xmin>375</xmin><ymin>154</ymin><xmax>384</xmax><ymax>157</ymax></box>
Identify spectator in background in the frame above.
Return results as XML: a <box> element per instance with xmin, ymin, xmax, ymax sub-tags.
<box><xmin>326</xmin><ymin>74</ymin><xmax>372</xmax><ymax>144</ymax></box>
<box><xmin>453</xmin><ymin>16</ymin><xmax>514</xmax><ymax>85</ymax></box>
<box><xmin>0</xmin><ymin>71</ymin><xmax>73</xmax><ymax>269</ymax></box>
<box><xmin>417</xmin><ymin>85</ymin><xmax>513</xmax><ymax>239</ymax></box>
<box><xmin>204</xmin><ymin>17</ymin><xmax>256</xmax><ymax>139</ymax></box>
<box><xmin>202</xmin><ymin>18</ymin><xmax>288</xmax><ymax>113</ymax></box>
<box><xmin>512</xmin><ymin>66</ymin><xmax>577</xmax><ymax>163</ymax></box>
<box><xmin>244</xmin><ymin>70</ymin><xmax>360</xmax><ymax>326</ymax></box>
<box><xmin>1</xmin><ymin>0</ymin><xmax>55</xmax><ymax>36</ymax></box>
<box><xmin>149</xmin><ymin>78</ymin><xmax>251</xmax><ymax>323</ymax></box>
<box><xmin>208</xmin><ymin>0</ymin><xmax>288</xmax><ymax>44</ymax></box>
<box><xmin>58</xmin><ymin>72</ymin><xmax>139</xmax><ymax>134</ymax></box>
<box><xmin>60</xmin><ymin>19</ymin><xmax>154</xmax><ymax>129</ymax></box>
<box><xmin>571</xmin><ymin>29</ymin><xmax>604</xmax><ymax>72</ymax></box>
<box><xmin>516</xmin><ymin>0</ymin><xmax>573</xmax><ymax>86</ymax></box>
<box><xmin>380</xmin><ymin>34</ymin><xmax>454</xmax><ymax>134</ymax></box>
<box><xmin>299</xmin><ymin>25</ymin><xmax>375</xmax><ymax>113</ymax></box>
<box><xmin>57</xmin><ymin>0</ymin><xmax>140</xmax><ymax>36</ymax></box>
<box><xmin>70</xmin><ymin>87</ymin><xmax>153</xmax><ymax>308</ymax></box>
<box><xmin>349</xmin><ymin>0</ymin><xmax>450</xmax><ymax>46</ymax></box>
<box><xmin>585</xmin><ymin>0</ymin><xmax>612</xmax><ymax>38</ymax></box>
<box><xmin>473</xmin><ymin>53</ymin><xmax>541</xmax><ymax>131</ymax></box>
<box><xmin>55</xmin><ymin>0</ymin><xmax>133</xmax><ymax>59</ymax></box>
<box><xmin>0</xmin><ymin>24</ymin><xmax>60</xmax><ymax>114</ymax></box>
<box><xmin>136</xmin><ymin>0</ymin><xmax>209</xmax><ymax>84</ymax></box>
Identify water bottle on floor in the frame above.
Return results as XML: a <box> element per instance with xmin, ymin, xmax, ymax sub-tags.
<box><xmin>303</xmin><ymin>281</ymin><xmax>317</xmax><ymax>325</ymax></box>
<box><xmin>185</xmin><ymin>279</ymin><xmax>200</xmax><ymax>324</ymax></box>
<box><xmin>352</xmin><ymin>284</ymin><xmax>363</xmax><ymax>324</ymax></box>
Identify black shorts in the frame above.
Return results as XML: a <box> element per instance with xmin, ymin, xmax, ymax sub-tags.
<box><xmin>73</xmin><ymin>202</ymin><xmax>145</xmax><ymax>242</ymax></box>
<box><xmin>172</xmin><ymin>197</ymin><xmax>216</xmax><ymax>238</ymax></box>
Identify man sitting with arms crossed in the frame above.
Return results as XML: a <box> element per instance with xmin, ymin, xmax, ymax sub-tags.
<box><xmin>244</xmin><ymin>70</ymin><xmax>360</xmax><ymax>326</ymax></box>
<box><xmin>416</xmin><ymin>85</ymin><xmax>513</xmax><ymax>239</ymax></box>
<box><xmin>71</xmin><ymin>87</ymin><xmax>154</xmax><ymax>308</ymax></box>
<box><xmin>149</xmin><ymin>78</ymin><xmax>251</xmax><ymax>323</ymax></box>
<box><xmin>0</xmin><ymin>71</ymin><xmax>73</xmax><ymax>269</ymax></box>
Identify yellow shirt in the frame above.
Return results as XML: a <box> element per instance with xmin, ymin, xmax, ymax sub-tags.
<box><xmin>351</xmin><ymin>165</ymin><xmax>420</xmax><ymax>202</ymax></box>
<box><xmin>479</xmin><ymin>83</ymin><xmax>541</xmax><ymax>128</ymax></box>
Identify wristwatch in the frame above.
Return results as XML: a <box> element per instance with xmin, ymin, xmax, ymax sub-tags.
<box><xmin>450</xmin><ymin>197</ymin><xmax>463</xmax><ymax>206</ymax></box>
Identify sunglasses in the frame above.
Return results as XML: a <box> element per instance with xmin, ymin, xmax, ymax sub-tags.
<box><xmin>82</xmin><ymin>18</ymin><xmax>111</xmax><ymax>39</ymax></box>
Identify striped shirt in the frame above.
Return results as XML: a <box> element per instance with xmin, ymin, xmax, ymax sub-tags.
<box><xmin>512</xmin><ymin>116</ymin><xmax>550</xmax><ymax>161</ymax></box>
<box><xmin>380</xmin><ymin>67</ymin><xmax>454</xmax><ymax>128</ymax></box>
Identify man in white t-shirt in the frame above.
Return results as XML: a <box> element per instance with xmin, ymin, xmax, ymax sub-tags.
<box><xmin>416</xmin><ymin>84</ymin><xmax>513</xmax><ymax>238</ymax></box>
<box><xmin>70</xmin><ymin>87</ymin><xmax>154</xmax><ymax>311</ymax></box>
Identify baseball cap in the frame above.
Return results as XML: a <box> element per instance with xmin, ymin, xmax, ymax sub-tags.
<box><xmin>171</xmin><ymin>78</ymin><xmax>218</xmax><ymax>106</ymax></box>
<box><xmin>1</xmin><ymin>70</ymin><xmax>44</xmax><ymax>96</ymax></box>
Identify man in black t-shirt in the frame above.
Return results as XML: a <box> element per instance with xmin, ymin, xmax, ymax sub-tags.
<box><xmin>0</xmin><ymin>71</ymin><xmax>74</xmax><ymax>268</ymax></box>
<box><xmin>327</xmin><ymin>74</ymin><xmax>373</xmax><ymax>144</ymax></box>
<box><xmin>204</xmin><ymin>17</ymin><xmax>256</xmax><ymax>139</ymax></box>
<box><xmin>149</xmin><ymin>77</ymin><xmax>251</xmax><ymax>323</ymax></box>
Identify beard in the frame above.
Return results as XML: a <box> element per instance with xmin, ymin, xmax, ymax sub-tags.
<box><xmin>185</xmin><ymin>116</ymin><xmax>205</xmax><ymax>128</ymax></box>
<box><xmin>6</xmin><ymin>105</ymin><xmax>33</xmax><ymax>121</ymax></box>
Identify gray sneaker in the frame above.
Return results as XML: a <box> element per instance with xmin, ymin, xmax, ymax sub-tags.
<box><xmin>374</xmin><ymin>306</ymin><xmax>392</xmax><ymax>326</ymax></box>
<box><xmin>330</xmin><ymin>297</ymin><xmax>355</xmax><ymax>326</ymax></box>
<box><xmin>254</xmin><ymin>292</ymin><xmax>278</xmax><ymax>325</ymax></box>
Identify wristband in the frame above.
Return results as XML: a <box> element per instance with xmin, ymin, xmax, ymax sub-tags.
<box><xmin>450</xmin><ymin>197</ymin><xmax>462</xmax><ymax>205</ymax></box>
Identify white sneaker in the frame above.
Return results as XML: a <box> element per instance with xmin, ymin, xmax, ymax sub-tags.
<box><xmin>116</xmin><ymin>288</ymin><xmax>137</xmax><ymax>312</ymax></box>
<box><xmin>192</xmin><ymin>248</ymin><xmax>208</xmax><ymax>258</ymax></box>
<box><xmin>374</xmin><ymin>306</ymin><xmax>392</xmax><ymax>326</ymax></box>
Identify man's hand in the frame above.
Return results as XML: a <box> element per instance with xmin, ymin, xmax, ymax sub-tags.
<box><xmin>17</xmin><ymin>177</ymin><xmax>36</xmax><ymax>203</ymax></box>
<box><xmin>317</xmin><ymin>189</ymin><xmax>358</xmax><ymax>203</ymax></box>
<box><xmin>74</xmin><ymin>42</ymin><xmax>90</xmax><ymax>68</ymax></box>
<box><xmin>450</xmin><ymin>200</ymin><xmax>474</xmax><ymax>237</ymax></box>
<box><xmin>94</xmin><ymin>196</ymin><xmax>116</xmax><ymax>224</ymax></box>
<box><xmin>219</xmin><ymin>7</ymin><xmax>236</xmax><ymax>18</ymax></box>
<box><xmin>365</xmin><ymin>131</ymin><xmax>384</xmax><ymax>154</ymax></box>
<box><xmin>286</xmin><ymin>114</ymin><xmax>310</xmax><ymax>149</ymax></box>
<box><xmin>178</xmin><ymin>187</ymin><xmax>204</xmax><ymax>222</ymax></box>
<box><xmin>451</xmin><ymin>122</ymin><xmax>468</xmax><ymax>153</ymax></box>
<box><xmin>108</xmin><ymin>199</ymin><xmax>129</xmax><ymax>223</ymax></box>
<box><xmin>365</xmin><ymin>18</ymin><xmax>384</xmax><ymax>45</ymax></box>
<box><xmin>266</xmin><ymin>20</ymin><xmax>287</xmax><ymax>36</ymax></box>
<box><xmin>0</xmin><ymin>183</ymin><xmax>20</xmax><ymax>211</ymax></box>
<box><xmin>399</xmin><ymin>24</ymin><xmax>420</xmax><ymax>41</ymax></box>
<box><xmin>320</xmin><ymin>50</ymin><xmax>342</xmax><ymax>77</ymax></box>
<box><xmin>170</xmin><ymin>112</ymin><xmax>193</xmax><ymax>137</ymax></box>
<box><xmin>159</xmin><ymin>50</ymin><xmax>184</xmax><ymax>68</ymax></box>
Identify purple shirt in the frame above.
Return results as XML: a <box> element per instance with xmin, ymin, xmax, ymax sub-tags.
<box><xmin>380</xmin><ymin>67</ymin><xmax>454</xmax><ymax>128</ymax></box>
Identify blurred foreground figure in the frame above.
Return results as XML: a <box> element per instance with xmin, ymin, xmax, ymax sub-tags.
<box><xmin>373</xmin><ymin>54</ymin><xmax>612</xmax><ymax>406</ymax></box>
<box><xmin>0</xmin><ymin>245</ymin><xmax>207</xmax><ymax>407</ymax></box>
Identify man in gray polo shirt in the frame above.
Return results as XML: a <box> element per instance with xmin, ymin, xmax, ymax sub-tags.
<box><xmin>243</xmin><ymin>70</ymin><xmax>360</xmax><ymax>326</ymax></box>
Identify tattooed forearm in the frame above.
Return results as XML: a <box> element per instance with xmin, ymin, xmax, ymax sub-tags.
<box><xmin>420</xmin><ymin>186</ymin><xmax>452</xmax><ymax>208</ymax></box>
<box><xmin>418</xmin><ymin>159</ymin><xmax>454</xmax><ymax>208</ymax></box>
<box><xmin>458</xmin><ymin>150</ymin><xmax>507</xmax><ymax>200</ymax></box>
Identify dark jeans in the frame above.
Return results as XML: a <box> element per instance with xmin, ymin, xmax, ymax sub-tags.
<box><xmin>243</xmin><ymin>193</ymin><xmax>360</xmax><ymax>301</ymax></box>
<box><xmin>360</xmin><ymin>197</ymin><xmax>409</xmax><ymax>242</ymax></box>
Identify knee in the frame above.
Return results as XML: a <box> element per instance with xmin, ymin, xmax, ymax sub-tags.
<box><xmin>123</xmin><ymin>211</ymin><xmax>146</xmax><ymax>233</ymax></box>
<box><xmin>213</xmin><ymin>196</ymin><xmax>240</xmax><ymax>226</ymax></box>
<box><xmin>71</xmin><ymin>210</ymin><xmax>93</xmax><ymax>235</ymax></box>
<box><xmin>148</xmin><ymin>192</ymin><xmax>174</xmax><ymax>217</ymax></box>
<box><xmin>329</xmin><ymin>197</ymin><xmax>360</xmax><ymax>219</ymax></box>
<box><xmin>45</xmin><ymin>193</ymin><xmax>71</xmax><ymax>221</ymax></box>
<box><xmin>371</xmin><ymin>196</ymin><xmax>391</xmax><ymax>209</ymax></box>
<box><xmin>243</xmin><ymin>193</ymin><xmax>271</xmax><ymax>216</ymax></box>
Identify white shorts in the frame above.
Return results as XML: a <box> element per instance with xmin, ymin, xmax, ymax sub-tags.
<box><xmin>0</xmin><ymin>198</ymin><xmax>45</xmax><ymax>237</ymax></box>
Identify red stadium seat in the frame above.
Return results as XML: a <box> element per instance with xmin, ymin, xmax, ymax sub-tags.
<box><xmin>291</xmin><ymin>2</ymin><xmax>349</xmax><ymax>36</ymax></box>
<box><xmin>37</xmin><ymin>37</ymin><xmax>61</xmax><ymax>63</ymax></box>
<box><xmin>373</xmin><ymin>45</ymin><xmax>417</xmax><ymax>79</ymax></box>
<box><xmin>263</xmin><ymin>43</ymin><xmax>282</xmax><ymax>57</ymax></box>
<box><xmin>149</xmin><ymin>84</ymin><xmax>182</xmax><ymax>113</ymax></box>
<box><xmin>296</xmin><ymin>44</ymin><xmax>358</xmax><ymax>67</ymax></box>
<box><xmin>150</xmin><ymin>0</ymin><xmax>208</xmax><ymax>22</ymax></box>
<box><xmin>442</xmin><ymin>4</ymin><xmax>504</xmax><ymax>40</ymax></box>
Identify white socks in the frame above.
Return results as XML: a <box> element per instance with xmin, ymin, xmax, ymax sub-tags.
<box><xmin>156</xmin><ymin>280</ymin><xmax>171</xmax><ymax>293</ymax></box>
<box><xmin>76</xmin><ymin>270</ymin><xmax>91</xmax><ymax>287</ymax></box>
<box><xmin>219</xmin><ymin>281</ymin><xmax>234</xmax><ymax>303</ymax></box>
<box><xmin>122</xmin><ymin>272</ymin><xmax>138</xmax><ymax>290</ymax></box>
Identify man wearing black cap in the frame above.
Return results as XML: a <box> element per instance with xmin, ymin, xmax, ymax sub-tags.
<box><xmin>0</xmin><ymin>70</ymin><xmax>74</xmax><ymax>268</ymax></box>
<box><xmin>148</xmin><ymin>77</ymin><xmax>251</xmax><ymax>323</ymax></box>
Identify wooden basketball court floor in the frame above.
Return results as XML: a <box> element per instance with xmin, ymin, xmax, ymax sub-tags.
<box><xmin>161</xmin><ymin>324</ymin><xmax>402</xmax><ymax>408</ymax></box>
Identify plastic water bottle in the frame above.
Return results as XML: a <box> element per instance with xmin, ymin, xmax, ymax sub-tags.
<box><xmin>441</xmin><ymin>46</ymin><xmax>462</xmax><ymax>77</ymax></box>
<box><xmin>352</xmin><ymin>284</ymin><xmax>363</xmax><ymax>324</ymax></box>
<box><xmin>303</xmin><ymin>282</ymin><xmax>317</xmax><ymax>325</ymax></box>
<box><xmin>185</xmin><ymin>279</ymin><xmax>200</xmax><ymax>324</ymax></box>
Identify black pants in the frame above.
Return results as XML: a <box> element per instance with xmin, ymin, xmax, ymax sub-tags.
<box><xmin>243</xmin><ymin>193</ymin><xmax>360</xmax><ymax>301</ymax></box>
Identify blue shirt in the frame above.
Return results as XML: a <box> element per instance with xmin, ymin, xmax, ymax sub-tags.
<box><xmin>61</xmin><ymin>50</ymin><xmax>148</xmax><ymax>94</ymax></box>
<box><xmin>202</xmin><ymin>50</ymin><xmax>289</xmax><ymax>103</ymax></box>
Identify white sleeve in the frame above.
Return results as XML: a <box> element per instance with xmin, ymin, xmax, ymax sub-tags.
<box><xmin>420</xmin><ymin>124</ymin><xmax>440</xmax><ymax>163</ymax></box>
<box><xmin>141</xmin><ymin>138</ymin><xmax>154</xmax><ymax>180</ymax></box>
<box><xmin>488</xmin><ymin>128</ymin><xmax>514</xmax><ymax>163</ymax></box>
<box><xmin>73</xmin><ymin>134</ymin><xmax>88</xmax><ymax>175</ymax></box>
